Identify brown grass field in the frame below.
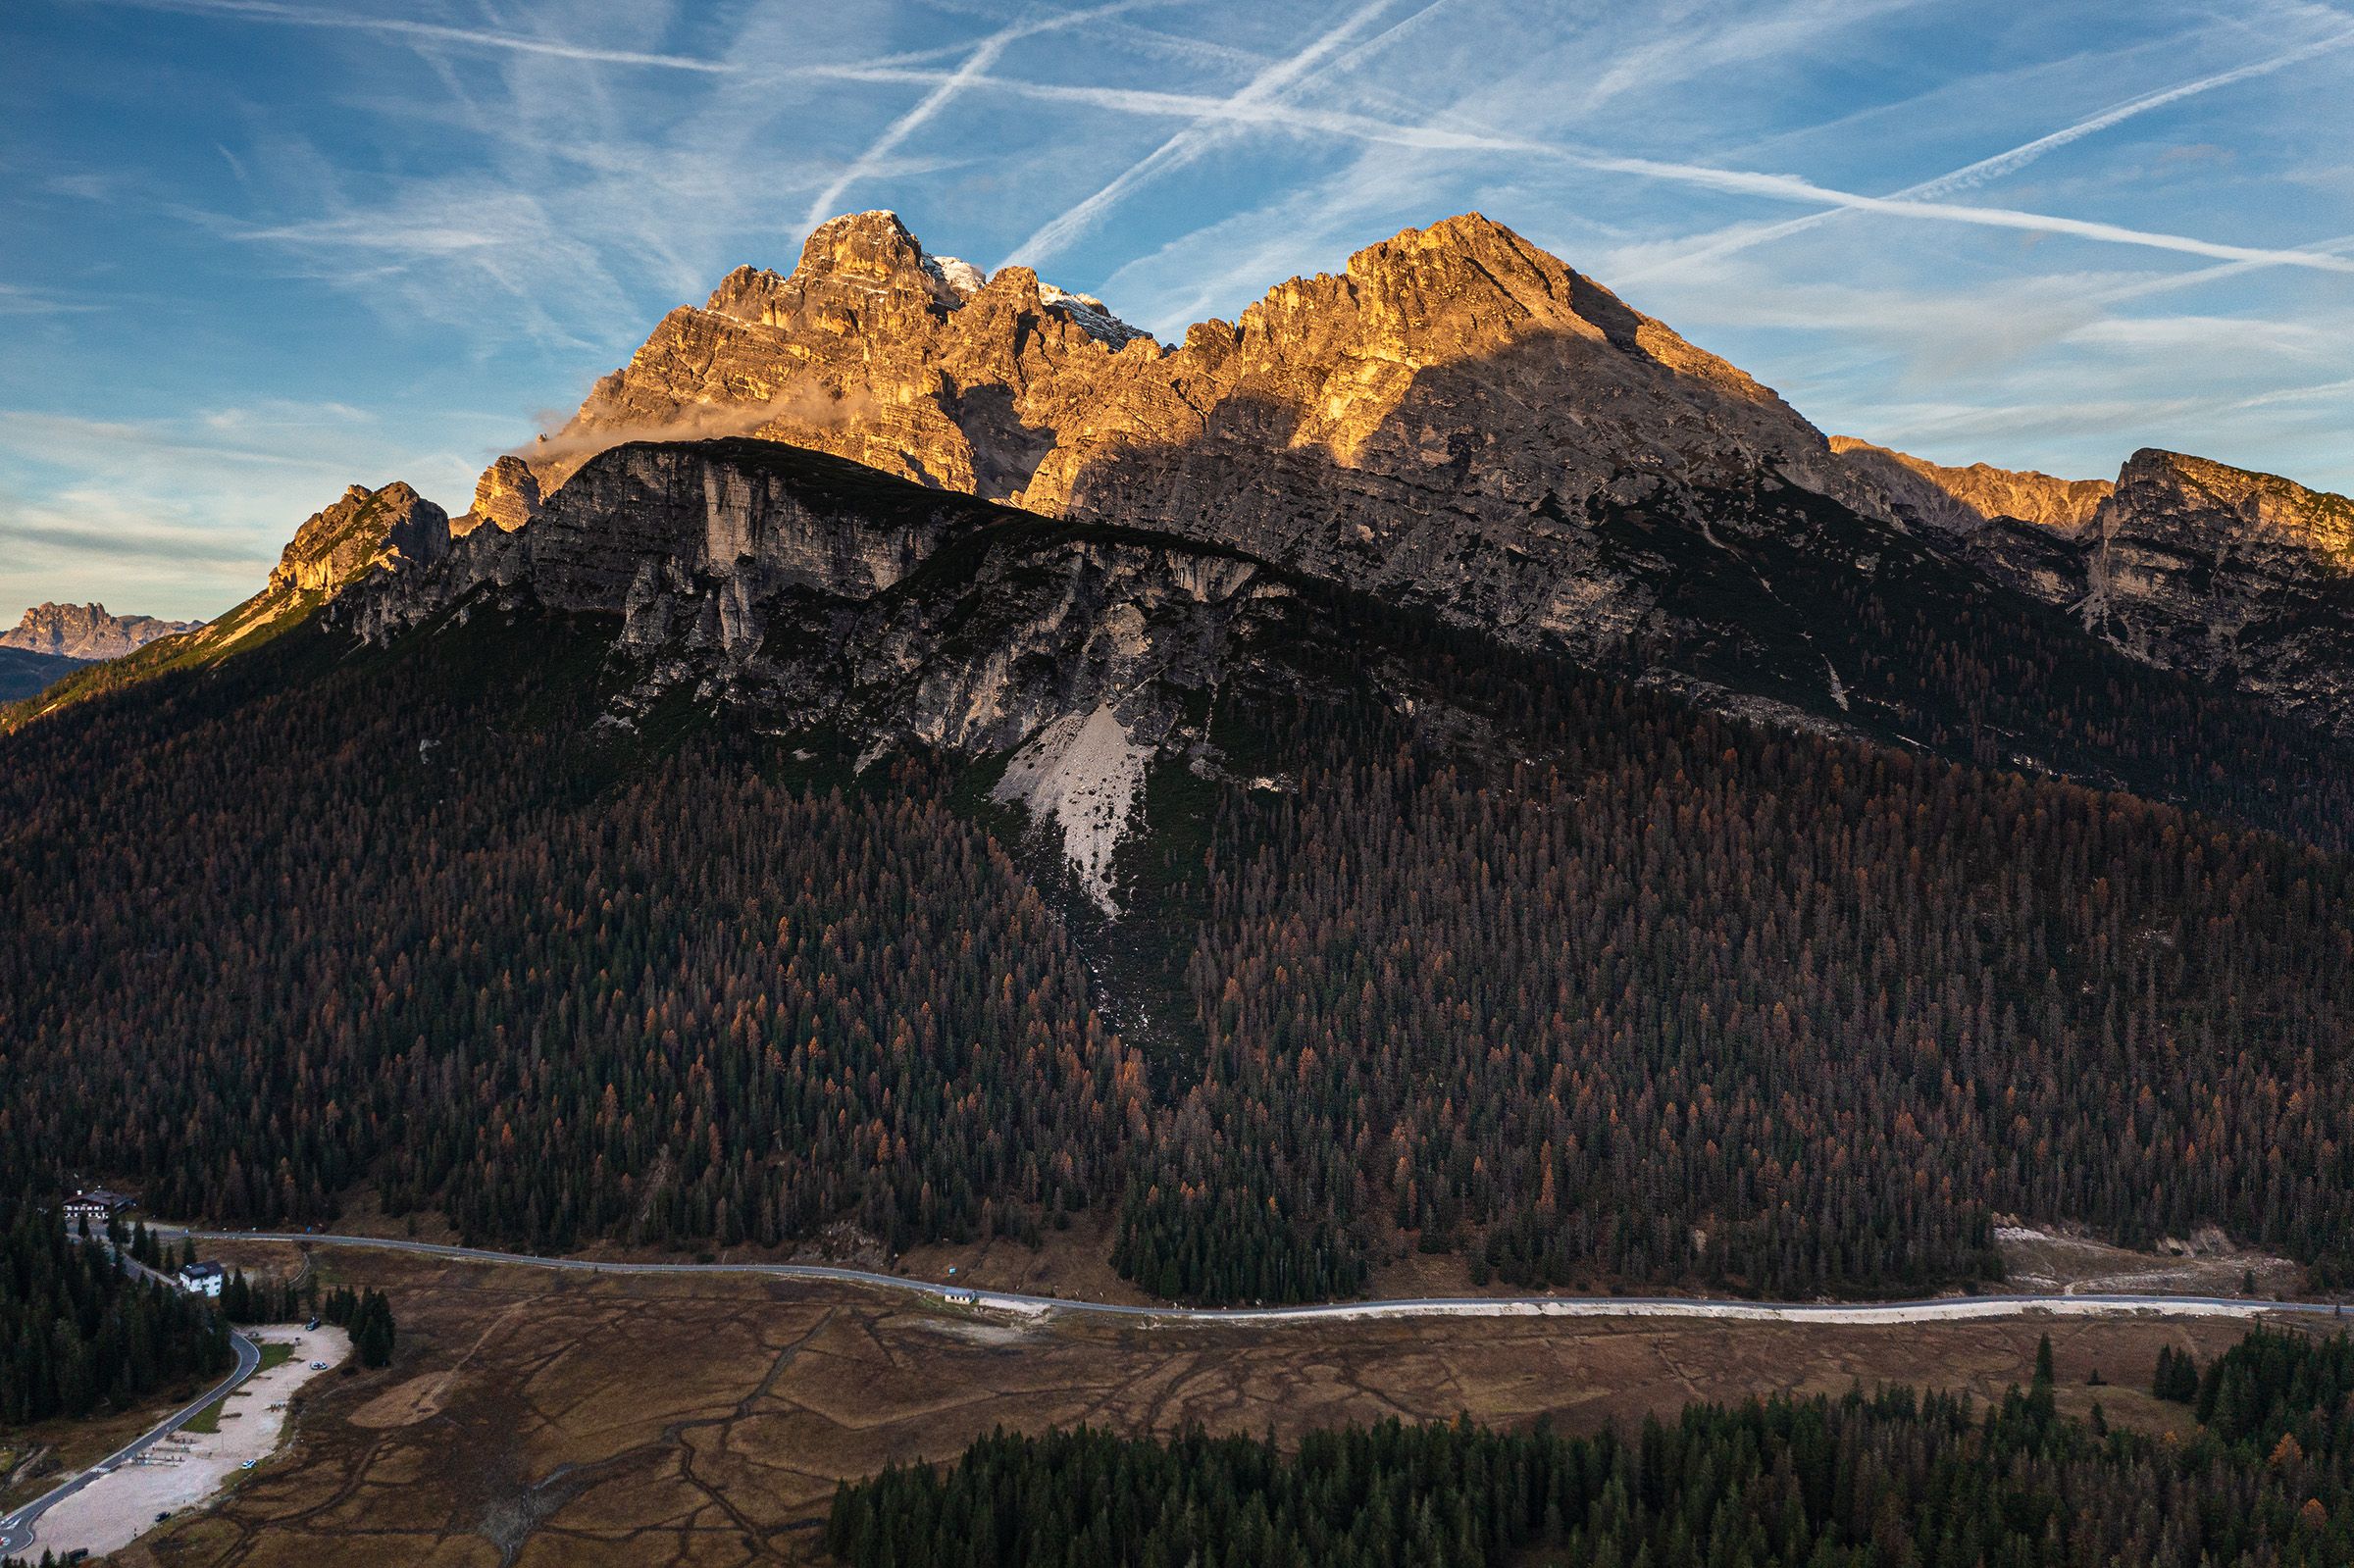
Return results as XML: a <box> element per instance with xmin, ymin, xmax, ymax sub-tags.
<box><xmin>81</xmin><ymin>1240</ymin><xmax>2312</xmax><ymax>1568</ymax></box>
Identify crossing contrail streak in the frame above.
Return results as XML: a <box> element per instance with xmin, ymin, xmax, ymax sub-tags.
<box><xmin>1618</xmin><ymin>25</ymin><xmax>2354</xmax><ymax>282</ymax></box>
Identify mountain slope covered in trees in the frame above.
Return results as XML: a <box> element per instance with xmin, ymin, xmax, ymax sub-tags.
<box><xmin>7</xmin><ymin>485</ymin><xmax>2354</xmax><ymax>1302</ymax></box>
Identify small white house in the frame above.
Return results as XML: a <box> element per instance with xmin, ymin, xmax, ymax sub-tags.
<box><xmin>178</xmin><ymin>1261</ymin><xmax>226</xmax><ymax>1298</ymax></box>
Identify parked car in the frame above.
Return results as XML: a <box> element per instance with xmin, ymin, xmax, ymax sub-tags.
<box><xmin>305</xmin><ymin>1318</ymin><xmax>320</xmax><ymax>1331</ymax></box>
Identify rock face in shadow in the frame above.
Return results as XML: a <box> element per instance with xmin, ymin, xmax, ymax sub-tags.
<box><xmin>355</xmin><ymin>441</ymin><xmax>989</xmax><ymax>644</ymax></box>
<box><xmin>0</xmin><ymin>603</ymin><xmax>202</xmax><ymax>660</ymax></box>
<box><xmin>1826</xmin><ymin>437</ymin><xmax>2354</xmax><ymax>737</ymax></box>
<box><xmin>2080</xmin><ymin>450</ymin><xmax>2354</xmax><ymax>735</ymax></box>
<box><xmin>345</xmin><ymin>441</ymin><xmax>1274</xmax><ymax>754</ymax></box>
<box><xmin>337</xmin><ymin>440</ymin><xmax>1298</xmax><ymax>902</ymax></box>
<box><xmin>268</xmin><ymin>482</ymin><xmax>451</xmax><ymax>598</ymax></box>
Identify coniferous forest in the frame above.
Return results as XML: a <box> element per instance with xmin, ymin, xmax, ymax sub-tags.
<box><xmin>0</xmin><ymin>1203</ymin><xmax>231</xmax><ymax>1425</ymax></box>
<box><xmin>828</xmin><ymin>1331</ymin><xmax>2354</xmax><ymax>1568</ymax></box>
<box><xmin>4</xmin><ymin>594</ymin><xmax>2354</xmax><ymax>1304</ymax></box>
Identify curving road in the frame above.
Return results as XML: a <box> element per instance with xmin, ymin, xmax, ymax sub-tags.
<box><xmin>0</xmin><ymin>1330</ymin><xmax>259</xmax><ymax>1558</ymax></box>
<box><xmin>164</xmin><ymin>1229</ymin><xmax>2352</xmax><ymax>1328</ymax></box>
<box><xmin>7</xmin><ymin>1227</ymin><xmax>2337</xmax><ymax>1557</ymax></box>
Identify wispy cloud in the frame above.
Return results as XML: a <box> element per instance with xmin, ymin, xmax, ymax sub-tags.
<box><xmin>820</xmin><ymin>61</ymin><xmax>2354</xmax><ymax>276</ymax></box>
<box><xmin>803</xmin><ymin>2</ymin><xmax>1145</xmax><ymax>233</ymax></box>
<box><xmin>1617</xmin><ymin>22</ymin><xmax>2354</xmax><ymax>282</ymax></box>
<box><xmin>0</xmin><ymin>283</ymin><xmax>106</xmax><ymax>316</ymax></box>
<box><xmin>77</xmin><ymin>0</ymin><xmax>742</xmax><ymax>73</ymax></box>
<box><xmin>1001</xmin><ymin>0</ymin><xmax>1437</xmax><ymax>270</ymax></box>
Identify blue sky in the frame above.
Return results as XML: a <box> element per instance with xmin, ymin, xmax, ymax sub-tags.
<box><xmin>5</xmin><ymin>0</ymin><xmax>2351</xmax><ymax>623</ymax></box>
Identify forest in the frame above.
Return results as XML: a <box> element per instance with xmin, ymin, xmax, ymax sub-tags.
<box><xmin>826</xmin><ymin>1330</ymin><xmax>2354</xmax><ymax>1568</ymax></box>
<box><xmin>4</xmin><ymin>582</ymin><xmax>2354</xmax><ymax>1302</ymax></box>
<box><xmin>0</xmin><ymin>1204</ymin><xmax>231</xmax><ymax>1426</ymax></box>
<box><xmin>1118</xmin><ymin>629</ymin><xmax>2354</xmax><ymax>1298</ymax></box>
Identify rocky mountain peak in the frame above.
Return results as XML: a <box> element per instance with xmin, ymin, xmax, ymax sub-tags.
<box><xmin>0</xmin><ymin>601</ymin><xmax>202</xmax><ymax>660</ymax></box>
<box><xmin>2111</xmin><ymin>448</ymin><xmax>2354</xmax><ymax>560</ymax></box>
<box><xmin>793</xmin><ymin>208</ymin><xmax>935</xmax><ymax>290</ymax></box>
<box><xmin>925</xmin><ymin>254</ymin><xmax>987</xmax><ymax>301</ymax></box>
<box><xmin>515</xmin><ymin>213</ymin><xmax>1157</xmax><ymax>503</ymax></box>
<box><xmin>2053</xmin><ymin>449</ymin><xmax>2354</xmax><ymax>734</ymax></box>
<box><xmin>267</xmin><ymin>480</ymin><xmax>451</xmax><ymax>599</ymax></box>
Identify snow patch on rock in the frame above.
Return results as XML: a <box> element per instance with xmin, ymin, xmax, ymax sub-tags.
<box><xmin>992</xmin><ymin>703</ymin><xmax>1150</xmax><ymax>914</ymax></box>
<box><xmin>924</xmin><ymin>254</ymin><xmax>988</xmax><ymax>302</ymax></box>
<box><xmin>1039</xmin><ymin>281</ymin><xmax>1154</xmax><ymax>348</ymax></box>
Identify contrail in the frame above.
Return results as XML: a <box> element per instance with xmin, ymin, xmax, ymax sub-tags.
<box><xmin>2098</xmin><ymin>233</ymin><xmax>2354</xmax><ymax>301</ymax></box>
<box><xmin>2231</xmin><ymin>374</ymin><xmax>2354</xmax><ymax>410</ymax></box>
<box><xmin>811</xmin><ymin>64</ymin><xmax>2354</xmax><ymax>277</ymax></box>
<box><xmin>1618</xmin><ymin>25</ymin><xmax>2354</xmax><ymax>282</ymax></box>
<box><xmin>1002</xmin><ymin>0</ymin><xmax>1441</xmax><ymax>271</ymax></box>
<box><xmin>803</xmin><ymin>3</ymin><xmax>1144</xmax><ymax>234</ymax></box>
<box><xmin>80</xmin><ymin>0</ymin><xmax>742</xmax><ymax>72</ymax></box>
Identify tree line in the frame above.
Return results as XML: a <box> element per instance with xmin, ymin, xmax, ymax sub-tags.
<box><xmin>829</xmin><ymin>1330</ymin><xmax>2354</xmax><ymax>1567</ymax></box>
<box><xmin>0</xmin><ymin>1203</ymin><xmax>230</xmax><ymax>1426</ymax></box>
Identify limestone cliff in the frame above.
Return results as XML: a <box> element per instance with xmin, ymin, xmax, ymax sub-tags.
<box><xmin>338</xmin><ymin>439</ymin><xmax>1294</xmax><ymax>912</ymax></box>
<box><xmin>1817</xmin><ymin>439</ymin><xmax>2354</xmax><ymax>736</ymax></box>
<box><xmin>454</xmin><ymin>456</ymin><xmax>543</xmax><ymax>536</ymax></box>
<box><xmin>0</xmin><ymin>603</ymin><xmax>201</xmax><ymax>660</ymax></box>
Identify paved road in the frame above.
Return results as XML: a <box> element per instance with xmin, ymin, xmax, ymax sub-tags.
<box><xmin>0</xmin><ymin>1331</ymin><xmax>259</xmax><ymax>1558</ymax></box>
<box><xmin>165</xmin><ymin>1229</ymin><xmax>2353</xmax><ymax>1327</ymax></box>
<box><xmin>6</xmin><ymin>1229</ymin><xmax>2334</xmax><ymax>1558</ymax></box>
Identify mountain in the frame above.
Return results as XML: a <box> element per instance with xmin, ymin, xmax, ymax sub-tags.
<box><xmin>2</xmin><ymin>479</ymin><xmax>452</xmax><ymax>730</ymax></box>
<box><xmin>1828</xmin><ymin>438</ymin><xmax>2354</xmax><ymax>738</ymax></box>
<box><xmin>267</xmin><ymin>481</ymin><xmax>449</xmax><ymax>597</ymax></box>
<box><xmin>0</xmin><ymin>602</ymin><xmax>202</xmax><ymax>660</ymax></box>
<box><xmin>11</xmin><ymin>212</ymin><xmax>2354</xmax><ymax>1308</ymax></box>
<box><xmin>306</xmin><ymin>212</ymin><xmax>2347</xmax><ymax>860</ymax></box>
<box><xmin>2079</xmin><ymin>450</ymin><xmax>2354</xmax><ymax>735</ymax></box>
<box><xmin>498</xmin><ymin>211</ymin><xmax>1887</xmax><ymax>669</ymax></box>
<box><xmin>488</xmin><ymin>211</ymin><xmax>1158</xmax><ymax>522</ymax></box>
<box><xmin>464</xmin><ymin>211</ymin><xmax>2354</xmax><ymax>754</ymax></box>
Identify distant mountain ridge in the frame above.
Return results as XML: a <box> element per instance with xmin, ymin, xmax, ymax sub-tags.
<box><xmin>1827</xmin><ymin>436</ymin><xmax>2112</xmax><ymax>533</ymax></box>
<box><xmin>0</xmin><ymin>601</ymin><xmax>201</xmax><ymax>660</ymax></box>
